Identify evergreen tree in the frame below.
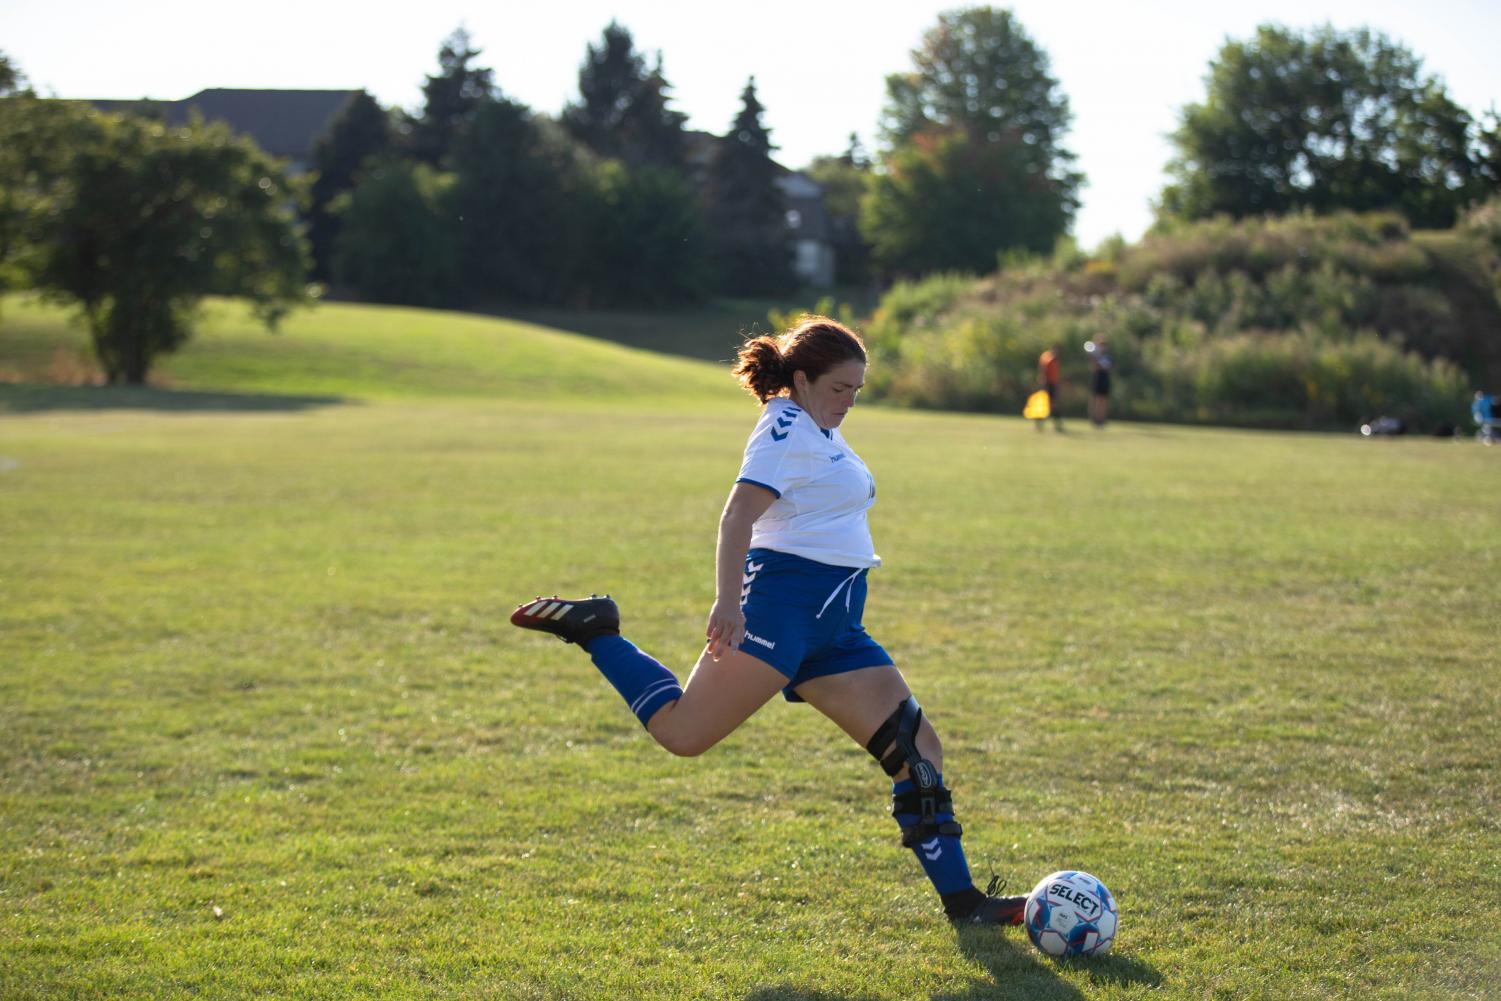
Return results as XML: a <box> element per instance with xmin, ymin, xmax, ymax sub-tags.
<box><xmin>706</xmin><ymin>78</ymin><xmax>793</xmax><ymax>295</ymax></box>
<box><xmin>563</xmin><ymin>21</ymin><xmax>686</xmax><ymax>171</ymax></box>
<box><xmin>309</xmin><ymin>91</ymin><xmax>394</xmax><ymax>280</ymax></box>
<box><xmin>410</xmin><ymin>27</ymin><xmax>496</xmax><ymax>167</ymax></box>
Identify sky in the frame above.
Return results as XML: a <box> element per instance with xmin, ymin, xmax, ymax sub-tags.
<box><xmin>5</xmin><ymin>0</ymin><xmax>1499</xmax><ymax>249</ymax></box>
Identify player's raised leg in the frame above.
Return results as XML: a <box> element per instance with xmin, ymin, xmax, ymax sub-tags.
<box><xmin>644</xmin><ymin>645</ymin><xmax>789</xmax><ymax>756</ymax></box>
<box><xmin>510</xmin><ymin>593</ymin><xmax>785</xmax><ymax>755</ymax></box>
<box><xmin>793</xmin><ymin>665</ymin><xmax>1027</xmax><ymax>925</ymax></box>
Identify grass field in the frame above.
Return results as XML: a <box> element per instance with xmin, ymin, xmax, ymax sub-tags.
<box><xmin>2</xmin><ymin>297</ymin><xmax>1499</xmax><ymax>999</ymax></box>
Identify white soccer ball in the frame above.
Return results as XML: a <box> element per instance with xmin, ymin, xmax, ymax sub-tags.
<box><xmin>1024</xmin><ymin>870</ymin><xmax>1118</xmax><ymax>957</ymax></box>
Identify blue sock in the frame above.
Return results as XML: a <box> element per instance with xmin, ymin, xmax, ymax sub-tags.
<box><xmin>892</xmin><ymin>774</ymin><xmax>975</xmax><ymax>896</ymax></box>
<box><xmin>584</xmin><ymin>634</ymin><xmax>683</xmax><ymax>728</ymax></box>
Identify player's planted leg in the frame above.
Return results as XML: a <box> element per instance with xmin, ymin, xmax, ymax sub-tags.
<box><xmin>868</xmin><ymin>697</ymin><xmax>1026</xmax><ymax>925</ymax></box>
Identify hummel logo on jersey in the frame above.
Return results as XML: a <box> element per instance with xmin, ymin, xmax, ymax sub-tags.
<box><xmin>769</xmin><ymin>428</ymin><xmax>788</xmax><ymax>441</ymax></box>
<box><xmin>829</xmin><ymin>452</ymin><xmax>845</xmax><ymax>462</ymax></box>
<box><xmin>744</xmin><ymin>631</ymin><xmax>776</xmax><ymax>650</ymax></box>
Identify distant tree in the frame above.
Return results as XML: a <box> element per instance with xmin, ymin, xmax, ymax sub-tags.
<box><xmin>882</xmin><ymin>8</ymin><xmax>1076</xmax><ymax>163</ymax></box>
<box><xmin>309</xmin><ymin>91</ymin><xmax>395</xmax><ymax>280</ymax></box>
<box><xmin>448</xmin><ymin>99</ymin><xmax>588</xmax><ymax>304</ymax></box>
<box><xmin>629</xmin><ymin>54</ymin><xmax>689</xmax><ymax>171</ymax></box>
<box><xmin>1476</xmin><ymin>110</ymin><xmax>1501</xmax><ymax>193</ymax></box>
<box><xmin>871</xmin><ymin>6</ymin><xmax>1081</xmax><ymax>277</ymax></box>
<box><xmin>578</xmin><ymin>161</ymin><xmax>709</xmax><ymax>305</ymax></box>
<box><xmin>1160</xmin><ymin>24</ymin><xmax>1493</xmax><ymax>228</ymax></box>
<box><xmin>331</xmin><ymin>158</ymin><xmax>459</xmax><ymax>307</ymax></box>
<box><xmin>409</xmin><ymin>27</ymin><xmax>496</xmax><ymax>167</ymax></box>
<box><xmin>562</xmin><ymin>21</ymin><xmax>687</xmax><ymax>171</ymax></box>
<box><xmin>0</xmin><ymin>51</ymin><xmax>26</xmax><ymax>96</ymax></box>
<box><xmin>806</xmin><ymin>137</ymin><xmax>874</xmax><ymax>285</ymax></box>
<box><xmin>0</xmin><ymin>99</ymin><xmax>308</xmax><ymax>384</ymax></box>
<box><xmin>862</xmin><ymin>128</ymin><xmax>1070</xmax><ymax>276</ymax></box>
<box><xmin>706</xmin><ymin>77</ymin><xmax>794</xmax><ymax>295</ymax></box>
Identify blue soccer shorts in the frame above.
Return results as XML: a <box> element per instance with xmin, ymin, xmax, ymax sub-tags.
<box><xmin>738</xmin><ymin>547</ymin><xmax>894</xmax><ymax>702</ymax></box>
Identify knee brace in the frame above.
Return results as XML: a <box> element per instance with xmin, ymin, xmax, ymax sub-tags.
<box><xmin>866</xmin><ymin>697</ymin><xmax>963</xmax><ymax>848</ymax></box>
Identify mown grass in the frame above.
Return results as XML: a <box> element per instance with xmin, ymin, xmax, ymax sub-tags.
<box><xmin>1</xmin><ymin>297</ymin><xmax>1499</xmax><ymax>999</ymax></box>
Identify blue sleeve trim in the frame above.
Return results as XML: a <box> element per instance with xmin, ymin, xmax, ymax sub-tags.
<box><xmin>735</xmin><ymin>477</ymin><xmax>782</xmax><ymax>499</ymax></box>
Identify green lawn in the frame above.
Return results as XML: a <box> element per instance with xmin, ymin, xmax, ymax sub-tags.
<box><xmin>1</xmin><ymin>298</ymin><xmax>1499</xmax><ymax>999</ymax></box>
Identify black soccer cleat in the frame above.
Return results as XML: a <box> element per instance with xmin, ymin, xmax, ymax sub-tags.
<box><xmin>950</xmin><ymin>875</ymin><xmax>1026</xmax><ymax>926</ymax></box>
<box><xmin>510</xmin><ymin>594</ymin><xmax>620</xmax><ymax>647</ymax></box>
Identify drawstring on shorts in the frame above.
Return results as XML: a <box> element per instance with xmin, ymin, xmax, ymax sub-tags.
<box><xmin>815</xmin><ymin>568</ymin><xmax>865</xmax><ymax>620</ymax></box>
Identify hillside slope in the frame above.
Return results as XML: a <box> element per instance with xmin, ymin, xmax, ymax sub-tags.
<box><xmin>0</xmin><ymin>296</ymin><xmax>739</xmax><ymax>410</ymax></box>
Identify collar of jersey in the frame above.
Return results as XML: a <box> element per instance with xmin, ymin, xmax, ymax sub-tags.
<box><xmin>772</xmin><ymin>397</ymin><xmax>834</xmax><ymax>437</ymax></box>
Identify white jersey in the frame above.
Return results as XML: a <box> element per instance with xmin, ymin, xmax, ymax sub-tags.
<box><xmin>734</xmin><ymin>397</ymin><xmax>880</xmax><ymax>569</ymax></box>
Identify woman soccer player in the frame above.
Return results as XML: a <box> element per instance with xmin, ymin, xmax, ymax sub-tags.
<box><xmin>511</xmin><ymin>316</ymin><xmax>1026</xmax><ymax>925</ymax></box>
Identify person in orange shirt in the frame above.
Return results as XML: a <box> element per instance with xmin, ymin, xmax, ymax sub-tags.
<box><xmin>1036</xmin><ymin>344</ymin><xmax>1064</xmax><ymax>432</ymax></box>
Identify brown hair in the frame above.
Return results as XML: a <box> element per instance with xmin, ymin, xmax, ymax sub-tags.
<box><xmin>731</xmin><ymin>315</ymin><xmax>867</xmax><ymax>404</ymax></box>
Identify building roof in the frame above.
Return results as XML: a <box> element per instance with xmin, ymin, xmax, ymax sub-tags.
<box><xmin>86</xmin><ymin>88</ymin><xmax>362</xmax><ymax>161</ymax></box>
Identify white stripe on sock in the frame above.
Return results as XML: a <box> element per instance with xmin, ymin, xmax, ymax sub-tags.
<box><xmin>630</xmin><ymin>679</ymin><xmax>682</xmax><ymax>715</ymax></box>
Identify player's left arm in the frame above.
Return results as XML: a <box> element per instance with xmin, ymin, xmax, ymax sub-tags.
<box><xmin>706</xmin><ymin>481</ymin><xmax>777</xmax><ymax>660</ymax></box>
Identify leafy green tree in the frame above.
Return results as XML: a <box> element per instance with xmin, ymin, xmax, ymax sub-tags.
<box><xmin>0</xmin><ymin>99</ymin><xmax>308</xmax><ymax>383</ymax></box>
<box><xmin>562</xmin><ymin>21</ymin><xmax>687</xmax><ymax>171</ymax></box>
<box><xmin>309</xmin><ymin>91</ymin><xmax>395</xmax><ymax>280</ymax></box>
<box><xmin>577</xmin><ymin>161</ymin><xmax>709</xmax><ymax>305</ymax></box>
<box><xmin>331</xmin><ymin>158</ymin><xmax>459</xmax><ymax>307</ymax></box>
<box><xmin>409</xmin><ymin>27</ymin><xmax>496</xmax><ymax>167</ymax></box>
<box><xmin>862</xmin><ymin>128</ymin><xmax>1070</xmax><ymax>276</ymax></box>
<box><xmin>1161</xmin><ymin>25</ymin><xmax>1492</xmax><ymax>228</ymax></box>
<box><xmin>881</xmin><ymin>7</ymin><xmax>1075</xmax><ymax>164</ymax></box>
<box><xmin>706</xmin><ymin>77</ymin><xmax>793</xmax><ymax>295</ymax></box>
<box><xmin>870</xmin><ymin>6</ymin><xmax>1081</xmax><ymax>277</ymax></box>
<box><xmin>448</xmin><ymin>99</ymin><xmax>588</xmax><ymax>305</ymax></box>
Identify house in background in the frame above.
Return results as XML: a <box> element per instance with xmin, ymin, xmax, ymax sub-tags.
<box><xmin>84</xmin><ymin>89</ymin><xmax>362</xmax><ymax>174</ymax></box>
<box><xmin>685</xmin><ymin>130</ymin><xmax>838</xmax><ymax>289</ymax></box>
<box><xmin>775</xmin><ymin>171</ymin><xmax>836</xmax><ymax>289</ymax></box>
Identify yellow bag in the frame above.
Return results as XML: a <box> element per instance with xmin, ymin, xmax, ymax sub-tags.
<box><xmin>1024</xmin><ymin>389</ymin><xmax>1051</xmax><ymax>420</ymax></box>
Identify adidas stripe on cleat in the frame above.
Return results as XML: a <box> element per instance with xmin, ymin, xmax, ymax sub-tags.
<box><xmin>510</xmin><ymin>594</ymin><xmax>620</xmax><ymax>646</ymax></box>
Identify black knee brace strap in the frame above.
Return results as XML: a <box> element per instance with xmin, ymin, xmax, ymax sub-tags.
<box><xmin>866</xmin><ymin>697</ymin><xmax>963</xmax><ymax>848</ymax></box>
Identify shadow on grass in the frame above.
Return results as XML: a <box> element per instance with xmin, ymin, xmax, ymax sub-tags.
<box><xmin>947</xmin><ymin>924</ymin><xmax>1162</xmax><ymax>999</ymax></box>
<box><xmin>743</xmin><ymin>926</ymin><xmax>1159</xmax><ymax>1001</ymax></box>
<box><xmin>0</xmin><ymin>383</ymin><xmax>348</xmax><ymax>415</ymax></box>
<box><xmin>490</xmin><ymin>303</ymin><xmax>756</xmax><ymax>364</ymax></box>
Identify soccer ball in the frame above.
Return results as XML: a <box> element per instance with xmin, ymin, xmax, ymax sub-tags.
<box><xmin>1024</xmin><ymin>870</ymin><xmax>1118</xmax><ymax>957</ymax></box>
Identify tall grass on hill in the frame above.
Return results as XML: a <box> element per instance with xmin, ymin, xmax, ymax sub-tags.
<box><xmin>867</xmin><ymin>208</ymin><xmax>1501</xmax><ymax>431</ymax></box>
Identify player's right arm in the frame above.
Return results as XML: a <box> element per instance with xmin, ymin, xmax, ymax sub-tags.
<box><xmin>706</xmin><ymin>481</ymin><xmax>777</xmax><ymax>660</ymax></box>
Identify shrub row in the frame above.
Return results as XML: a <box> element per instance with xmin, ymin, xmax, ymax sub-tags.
<box><xmin>864</xmin><ymin>207</ymin><xmax>1501</xmax><ymax>430</ymax></box>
